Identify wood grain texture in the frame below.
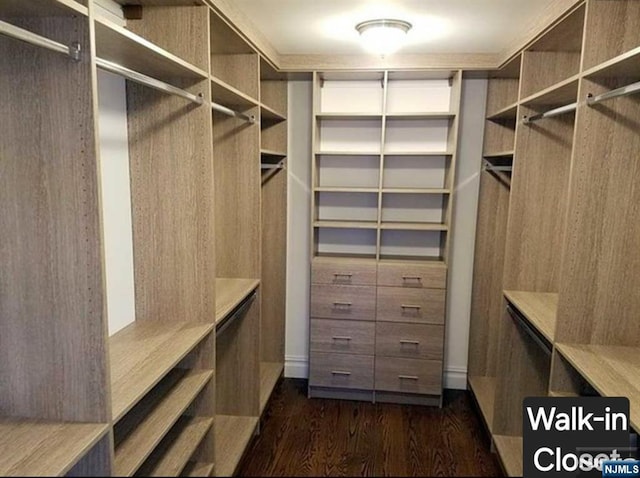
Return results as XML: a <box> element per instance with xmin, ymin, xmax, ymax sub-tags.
<box><xmin>260</xmin><ymin>80</ymin><xmax>287</xmax><ymax>118</ymax></box>
<box><xmin>377</xmin><ymin>261</ymin><xmax>447</xmax><ymax>289</ymax></box>
<box><xmin>555</xmin><ymin>77</ymin><xmax>640</xmax><ymax>346</ymax></box>
<box><xmin>211</xmin><ymin>54</ymin><xmax>259</xmax><ymax>101</ymax></box>
<box><xmin>213</xmin><ymin>107</ymin><xmax>261</xmax><ymax>278</ymax></box>
<box><xmin>311</xmin><ymin>284</ymin><xmax>376</xmax><ymax>321</ymax></box>
<box><xmin>311</xmin><ymin>257</ymin><xmax>377</xmax><ymax>286</ymax></box>
<box><xmin>375</xmin><ymin>322</ymin><xmax>444</xmax><ymax>361</ymax></box>
<box><xmin>520</xmin><ymin>51</ymin><xmax>581</xmax><ymax>99</ymax></box>
<box><xmin>486</xmin><ymin>79</ymin><xmax>520</xmax><ymax>117</ymax></box>
<box><xmin>182</xmin><ymin>461</ymin><xmax>214</xmax><ymax>477</ymax></box>
<box><xmin>211</xmin><ymin>76</ymin><xmax>258</xmax><ymax>109</ymax></box>
<box><xmin>127</xmin><ymin>78</ymin><xmax>215</xmax><ymax>324</ymax></box>
<box><xmin>136</xmin><ymin>416</ymin><xmax>213</xmax><ymax>477</ymax></box>
<box><xmin>215</xmin><ymin>278</ymin><xmax>260</xmax><ymax>324</ymax></box>
<box><xmin>66</xmin><ymin>434</ymin><xmax>113</xmax><ymax>477</ymax></box>
<box><xmin>483</xmin><ymin>118</ymin><xmax>516</xmax><ymax>155</ymax></box>
<box><xmin>468</xmin><ymin>376</ymin><xmax>496</xmax><ymax>432</ymax></box>
<box><xmin>504</xmin><ymin>290</ymin><xmax>558</xmax><ymax>343</ymax></box>
<box><xmin>503</xmin><ymin>106</ymin><xmax>574</xmax><ymax>292</ymax></box>
<box><xmin>519</xmin><ymin>74</ymin><xmax>579</xmax><ymax>108</ymax></box>
<box><xmin>125</xmin><ymin>4</ymin><xmax>210</xmax><ymax>73</ymax></box>
<box><xmin>214</xmin><ymin>415</ymin><xmax>258</xmax><ymax>477</ymax></box>
<box><xmin>309</xmin><ymin>352</ymin><xmax>374</xmax><ymax>390</ymax></box>
<box><xmin>261</xmin><ymin>119</ymin><xmax>287</xmax><ymax>153</ymax></box>
<box><xmin>374</xmin><ymin>357</ymin><xmax>442</xmax><ymax>395</ymax></box>
<box><xmin>376</xmin><ymin>287</ymin><xmax>445</xmax><ymax>325</ymax></box>
<box><xmin>0</xmin><ymin>0</ymin><xmax>87</xmax><ymax>17</ymax></box>
<box><xmin>113</xmin><ymin>369</ymin><xmax>213</xmax><ymax>476</ymax></box>
<box><xmin>493</xmin><ymin>435</ymin><xmax>522</xmax><ymax>477</ymax></box>
<box><xmin>0</xmin><ymin>16</ymin><xmax>110</xmax><ymax>423</ymax></box>
<box><xmin>556</xmin><ymin>343</ymin><xmax>640</xmax><ymax>430</ymax></box>
<box><xmin>310</xmin><ymin>319</ymin><xmax>375</xmax><ymax>356</ymax></box>
<box><xmin>0</xmin><ymin>419</ymin><xmax>109</xmax><ymax>477</ymax></box>
<box><xmin>240</xmin><ymin>380</ymin><xmax>502</xmax><ymax>477</ymax></box>
<box><xmin>260</xmin><ymin>362</ymin><xmax>284</xmax><ymax>413</ymax></box>
<box><xmin>468</xmin><ymin>172</ymin><xmax>510</xmax><ymax>377</ymax></box>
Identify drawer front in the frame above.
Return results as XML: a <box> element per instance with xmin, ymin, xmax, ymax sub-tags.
<box><xmin>375</xmin><ymin>357</ymin><xmax>442</xmax><ymax>395</ymax></box>
<box><xmin>311</xmin><ymin>284</ymin><xmax>376</xmax><ymax>321</ymax></box>
<box><xmin>375</xmin><ymin>322</ymin><xmax>444</xmax><ymax>360</ymax></box>
<box><xmin>377</xmin><ymin>262</ymin><xmax>447</xmax><ymax>289</ymax></box>
<box><xmin>311</xmin><ymin>319</ymin><xmax>375</xmax><ymax>355</ymax></box>
<box><xmin>310</xmin><ymin>352</ymin><xmax>374</xmax><ymax>390</ymax></box>
<box><xmin>376</xmin><ymin>287</ymin><xmax>445</xmax><ymax>324</ymax></box>
<box><xmin>312</xmin><ymin>258</ymin><xmax>377</xmax><ymax>286</ymax></box>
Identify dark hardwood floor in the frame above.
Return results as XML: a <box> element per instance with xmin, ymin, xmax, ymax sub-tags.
<box><xmin>238</xmin><ymin>379</ymin><xmax>502</xmax><ymax>477</ymax></box>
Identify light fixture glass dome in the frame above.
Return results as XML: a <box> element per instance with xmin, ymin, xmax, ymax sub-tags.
<box><xmin>356</xmin><ymin>19</ymin><xmax>412</xmax><ymax>56</ymax></box>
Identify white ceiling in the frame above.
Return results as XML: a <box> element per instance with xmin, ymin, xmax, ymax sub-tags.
<box><xmin>232</xmin><ymin>0</ymin><xmax>557</xmax><ymax>55</ymax></box>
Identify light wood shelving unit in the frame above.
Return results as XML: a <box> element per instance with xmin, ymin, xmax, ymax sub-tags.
<box><xmin>469</xmin><ymin>1</ymin><xmax>640</xmax><ymax>475</ymax></box>
<box><xmin>0</xmin><ymin>1</ymin><xmax>287</xmax><ymax>475</ymax></box>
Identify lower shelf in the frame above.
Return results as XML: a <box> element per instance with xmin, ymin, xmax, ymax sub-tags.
<box><xmin>214</xmin><ymin>415</ymin><xmax>258</xmax><ymax>477</ymax></box>
<box><xmin>468</xmin><ymin>375</ymin><xmax>496</xmax><ymax>432</ymax></box>
<box><xmin>182</xmin><ymin>461</ymin><xmax>215</xmax><ymax>477</ymax></box>
<box><xmin>494</xmin><ymin>435</ymin><xmax>523</xmax><ymax>477</ymax></box>
<box><xmin>260</xmin><ymin>361</ymin><xmax>284</xmax><ymax>413</ymax></box>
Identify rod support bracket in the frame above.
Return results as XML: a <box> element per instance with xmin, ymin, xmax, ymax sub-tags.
<box><xmin>69</xmin><ymin>41</ymin><xmax>81</xmax><ymax>62</ymax></box>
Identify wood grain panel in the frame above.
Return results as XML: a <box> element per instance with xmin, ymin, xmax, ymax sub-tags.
<box><xmin>213</xmin><ymin>107</ymin><xmax>260</xmax><ymax>278</ymax></box>
<box><xmin>504</xmin><ymin>290</ymin><xmax>558</xmax><ymax>342</ymax></box>
<box><xmin>494</xmin><ymin>435</ymin><xmax>523</xmax><ymax>477</ymax></box>
<box><xmin>376</xmin><ymin>287</ymin><xmax>445</xmax><ymax>325</ymax></box>
<box><xmin>310</xmin><ymin>319</ymin><xmax>375</xmax><ymax>356</ymax></box>
<box><xmin>377</xmin><ymin>261</ymin><xmax>447</xmax><ymax>289</ymax></box>
<box><xmin>211</xmin><ymin>54</ymin><xmax>259</xmax><ymax>101</ymax></box>
<box><xmin>520</xmin><ymin>51</ymin><xmax>581</xmax><ymax>98</ymax></box>
<box><xmin>215</xmin><ymin>278</ymin><xmax>259</xmax><ymax>324</ymax></box>
<box><xmin>310</xmin><ymin>284</ymin><xmax>376</xmax><ymax>321</ymax></box>
<box><xmin>486</xmin><ymin>79</ymin><xmax>520</xmax><ymax>117</ymax></box>
<box><xmin>309</xmin><ymin>352</ymin><xmax>374</xmax><ymax>390</ymax></box>
<box><xmin>0</xmin><ymin>16</ymin><xmax>109</xmax><ymax>423</ymax></box>
<box><xmin>374</xmin><ymin>357</ymin><xmax>442</xmax><ymax>395</ymax></box>
<box><xmin>261</xmin><ymin>120</ymin><xmax>287</xmax><ymax>153</ymax></box>
<box><xmin>375</xmin><ymin>322</ymin><xmax>444</xmax><ymax>360</ymax></box>
<box><xmin>260</xmin><ymin>80</ymin><xmax>287</xmax><ymax>117</ymax></box>
<box><xmin>483</xmin><ymin>118</ymin><xmax>516</xmax><ymax>155</ymax></box>
<box><xmin>311</xmin><ymin>257</ymin><xmax>377</xmax><ymax>286</ymax></box>
<box><xmin>214</xmin><ymin>415</ymin><xmax>258</xmax><ymax>477</ymax></box>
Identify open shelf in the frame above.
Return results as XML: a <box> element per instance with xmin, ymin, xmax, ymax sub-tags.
<box><xmin>383</xmin><ymin>150</ymin><xmax>452</xmax><ymax>157</ymax></box>
<box><xmin>94</xmin><ymin>17</ymin><xmax>207</xmax><ymax>82</ymax></box>
<box><xmin>382</xmin><ymin>188</ymin><xmax>450</xmax><ymax>195</ymax></box>
<box><xmin>494</xmin><ymin>435</ymin><xmax>523</xmax><ymax>477</ymax></box>
<box><xmin>519</xmin><ymin>75</ymin><xmax>580</xmax><ymax>108</ymax></box>
<box><xmin>136</xmin><ymin>416</ymin><xmax>213</xmax><ymax>477</ymax></box>
<box><xmin>215</xmin><ymin>415</ymin><xmax>259</xmax><ymax>477</ymax></box>
<box><xmin>380</xmin><ymin>222</ymin><xmax>448</xmax><ymax>231</ymax></box>
<box><xmin>314</xmin><ymin>220</ymin><xmax>378</xmax><ymax>229</ymax></box>
<box><xmin>109</xmin><ymin>321</ymin><xmax>215</xmax><ymax>422</ymax></box>
<box><xmin>182</xmin><ymin>461</ymin><xmax>215</xmax><ymax>477</ymax></box>
<box><xmin>0</xmin><ymin>419</ymin><xmax>108</xmax><ymax>476</ymax></box>
<box><xmin>315</xmin><ymin>251</ymin><xmax>378</xmax><ymax>260</ymax></box>
<box><xmin>215</xmin><ymin>278</ymin><xmax>260</xmax><ymax>326</ymax></box>
<box><xmin>468</xmin><ymin>375</ymin><xmax>496</xmax><ymax>432</ymax></box>
<box><xmin>483</xmin><ymin>150</ymin><xmax>514</xmax><ymax>158</ymax></box>
<box><xmin>260</xmin><ymin>361</ymin><xmax>284</xmax><ymax>413</ymax></box>
<box><xmin>0</xmin><ymin>0</ymin><xmax>88</xmax><ymax>17</ymax></box>
<box><xmin>316</xmin><ymin>150</ymin><xmax>381</xmax><ymax>156</ymax></box>
<box><xmin>317</xmin><ymin>112</ymin><xmax>383</xmax><ymax>120</ymax></box>
<box><xmin>504</xmin><ymin>290</ymin><xmax>558</xmax><ymax>343</ymax></box>
<box><xmin>386</xmin><ymin>112</ymin><xmax>455</xmax><ymax>119</ymax></box>
<box><xmin>583</xmin><ymin>46</ymin><xmax>640</xmax><ymax>80</ymax></box>
<box><xmin>261</xmin><ymin>104</ymin><xmax>286</xmax><ymax>122</ymax></box>
<box><xmin>211</xmin><ymin>76</ymin><xmax>259</xmax><ymax>109</ymax></box>
<box><xmin>555</xmin><ymin>344</ymin><xmax>640</xmax><ymax>430</ymax></box>
<box><xmin>315</xmin><ymin>187</ymin><xmax>379</xmax><ymax>193</ymax></box>
<box><xmin>113</xmin><ymin>369</ymin><xmax>213</xmax><ymax>476</ymax></box>
<box><xmin>261</xmin><ymin>149</ymin><xmax>287</xmax><ymax>161</ymax></box>
<box><xmin>379</xmin><ymin>254</ymin><xmax>445</xmax><ymax>263</ymax></box>
<box><xmin>487</xmin><ymin>103</ymin><xmax>518</xmax><ymax>121</ymax></box>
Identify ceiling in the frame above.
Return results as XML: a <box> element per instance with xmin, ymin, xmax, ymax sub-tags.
<box><xmin>231</xmin><ymin>0</ymin><xmax>558</xmax><ymax>56</ymax></box>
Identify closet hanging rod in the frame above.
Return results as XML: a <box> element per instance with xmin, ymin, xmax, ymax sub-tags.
<box><xmin>212</xmin><ymin>102</ymin><xmax>255</xmax><ymax>124</ymax></box>
<box><xmin>0</xmin><ymin>19</ymin><xmax>81</xmax><ymax>60</ymax></box>
<box><xmin>522</xmin><ymin>102</ymin><xmax>577</xmax><ymax>125</ymax></box>
<box><xmin>96</xmin><ymin>58</ymin><xmax>204</xmax><ymax>105</ymax></box>
<box><xmin>587</xmin><ymin>80</ymin><xmax>640</xmax><ymax>106</ymax></box>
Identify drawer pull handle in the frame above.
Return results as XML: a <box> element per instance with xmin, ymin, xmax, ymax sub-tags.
<box><xmin>331</xmin><ymin>370</ymin><xmax>351</xmax><ymax>376</ymax></box>
<box><xmin>398</xmin><ymin>375</ymin><xmax>419</xmax><ymax>381</ymax></box>
<box><xmin>334</xmin><ymin>273</ymin><xmax>353</xmax><ymax>277</ymax></box>
<box><xmin>333</xmin><ymin>302</ymin><xmax>352</xmax><ymax>307</ymax></box>
<box><xmin>401</xmin><ymin>304</ymin><xmax>421</xmax><ymax>310</ymax></box>
<box><xmin>400</xmin><ymin>339</ymin><xmax>420</xmax><ymax>345</ymax></box>
<box><xmin>402</xmin><ymin>276</ymin><xmax>422</xmax><ymax>282</ymax></box>
<box><xmin>332</xmin><ymin>336</ymin><xmax>352</xmax><ymax>341</ymax></box>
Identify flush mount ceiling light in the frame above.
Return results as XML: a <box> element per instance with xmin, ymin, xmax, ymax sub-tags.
<box><xmin>355</xmin><ymin>19</ymin><xmax>412</xmax><ymax>56</ymax></box>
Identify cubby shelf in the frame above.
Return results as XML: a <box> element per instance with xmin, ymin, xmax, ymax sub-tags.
<box><xmin>519</xmin><ymin>75</ymin><xmax>580</xmax><ymax>108</ymax></box>
<box><xmin>109</xmin><ymin>321</ymin><xmax>215</xmax><ymax>422</ymax></box>
<box><xmin>317</xmin><ymin>112</ymin><xmax>383</xmax><ymax>120</ymax></box>
<box><xmin>94</xmin><ymin>17</ymin><xmax>208</xmax><ymax>82</ymax></box>
<box><xmin>467</xmin><ymin>375</ymin><xmax>496</xmax><ymax>432</ymax></box>
<box><xmin>0</xmin><ymin>419</ymin><xmax>109</xmax><ymax>476</ymax></box>
<box><xmin>215</xmin><ymin>415</ymin><xmax>259</xmax><ymax>477</ymax></box>
<box><xmin>583</xmin><ymin>45</ymin><xmax>640</xmax><ymax>79</ymax></box>
<box><xmin>380</xmin><ymin>222</ymin><xmax>448</xmax><ymax>231</ymax></box>
<box><xmin>182</xmin><ymin>461</ymin><xmax>214</xmax><ymax>477</ymax></box>
<box><xmin>113</xmin><ymin>369</ymin><xmax>213</xmax><ymax>476</ymax></box>
<box><xmin>261</xmin><ymin>149</ymin><xmax>287</xmax><ymax>160</ymax></box>
<box><xmin>487</xmin><ymin>103</ymin><xmax>518</xmax><ymax>121</ymax></box>
<box><xmin>494</xmin><ymin>435</ymin><xmax>523</xmax><ymax>477</ymax></box>
<box><xmin>260</xmin><ymin>361</ymin><xmax>284</xmax><ymax>413</ymax></box>
<box><xmin>315</xmin><ymin>186</ymin><xmax>379</xmax><ymax>193</ymax></box>
<box><xmin>386</xmin><ymin>112</ymin><xmax>455</xmax><ymax>119</ymax></box>
<box><xmin>383</xmin><ymin>151</ymin><xmax>452</xmax><ymax>156</ymax></box>
<box><xmin>314</xmin><ymin>220</ymin><xmax>379</xmax><ymax>230</ymax></box>
<box><xmin>316</xmin><ymin>150</ymin><xmax>381</xmax><ymax>156</ymax></box>
<box><xmin>0</xmin><ymin>0</ymin><xmax>88</xmax><ymax>17</ymax></box>
<box><xmin>382</xmin><ymin>188</ymin><xmax>450</xmax><ymax>194</ymax></box>
<box><xmin>261</xmin><ymin>104</ymin><xmax>286</xmax><ymax>122</ymax></box>
<box><xmin>215</xmin><ymin>278</ymin><xmax>260</xmax><ymax>326</ymax></box>
<box><xmin>483</xmin><ymin>150</ymin><xmax>514</xmax><ymax>158</ymax></box>
<box><xmin>211</xmin><ymin>75</ymin><xmax>259</xmax><ymax>109</ymax></box>
<box><xmin>504</xmin><ymin>290</ymin><xmax>558</xmax><ymax>343</ymax></box>
<box><xmin>555</xmin><ymin>344</ymin><xmax>640</xmax><ymax>430</ymax></box>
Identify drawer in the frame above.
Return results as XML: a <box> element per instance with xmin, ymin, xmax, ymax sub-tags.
<box><xmin>377</xmin><ymin>262</ymin><xmax>447</xmax><ymax>289</ymax></box>
<box><xmin>375</xmin><ymin>357</ymin><xmax>442</xmax><ymax>395</ymax></box>
<box><xmin>311</xmin><ymin>284</ymin><xmax>375</xmax><ymax>321</ymax></box>
<box><xmin>312</xmin><ymin>257</ymin><xmax>377</xmax><ymax>286</ymax></box>
<box><xmin>375</xmin><ymin>322</ymin><xmax>444</xmax><ymax>360</ymax></box>
<box><xmin>309</xmin><ymin>352</ymin><xmax>374</xmax><ymax>390</ymax></box>
<box><xmin>376</xmin><ymin>287</ymin><xmax>445</xmax><ymax>324</ymax></box>
<box><xmin>311</xmin><ymin>319</ymin><xmax>375</xmax><ymax>355</ymax></box>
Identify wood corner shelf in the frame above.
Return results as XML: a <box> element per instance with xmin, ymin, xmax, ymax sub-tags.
<box><xmin>215</xmin><ymin>415</ymin><xmax>259</xmax><ymax>477</ymax></box>
<box><xmin>519</xmin><ymin>75</ymin><xmax>580</xmax><ymax>108</ymax></box>
<box><xmin>211</xmin><ymin>75</ymin><xmax>259</xmax><ymax>110</ymax></box>
<box><xmin>487</xmin><ymin>102</ymin><xmax>518</xmax><ymax>121</ymax></box>
<box><xmin>215</xmin><ymin>278</ymin><xmax>260</xmax><ymax>326</ymax></box>
<box><xmin>493</xmin><ymin>435</ymin><xmax>523</xmax><ymax>477</ymax></box>
<box><xmin>468</xmin><ymin>375</ymin><xmax>496</xmax><ymax>432</ymax></box>
<box><xmin>582</xmin><ymin>46</ymin><xmax>640</xmax><ymax>80</ymax></box>
<box><xmin>260</xmin><ymin>361</ymin><xmax>284</xmax><ymax>413</ymax></box>
<box><xmin>260</xmin><ymin>103</ymin><xmax>287</xmax><ymax>122</ymax></box>
<box><xmin>503</xmin><ymin>290</ymin><xmax>558</xmax><ymax>343</ymax></box>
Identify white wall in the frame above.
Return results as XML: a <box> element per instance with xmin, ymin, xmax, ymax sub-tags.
<box><xmin>284</xmin><ymin>77</ymin><xmax>488</xmax><ymax>388</ymax></box>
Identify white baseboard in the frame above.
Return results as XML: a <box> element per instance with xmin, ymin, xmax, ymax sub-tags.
<box><xmin>285</xmin><ymin>356</ymin><xmax>468</xmax><ymax>390</ymax></box>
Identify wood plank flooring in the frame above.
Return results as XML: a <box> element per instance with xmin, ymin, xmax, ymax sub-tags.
<box><xmin>238</xmin><ymin>379</ymin><xmax>502</xmax><ymax>477</ymax></box>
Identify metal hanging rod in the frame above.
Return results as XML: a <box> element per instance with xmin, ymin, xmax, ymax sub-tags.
<box><xmin>0</xmin><ymin>19</ymin><xmax>81</xmax><ymax>60</ymax></box>
<box><xmin>96</xmin><ymin>58</ymin><xmax>204</xmax><ymax>105</ymax></box>
<box><xmin>587</xmin><ymin>80</ymin><xmax>640</xmax><ymax>106</ymax></box>
<box><xmin>523</xmin><ymin>102</ymin><xmax>577</xmax><ymax>125</ymax></box>
<box><xmin>212</xmin><ymin>102</ymin><xmax>255</xmax><ymax>124</ymax></box>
